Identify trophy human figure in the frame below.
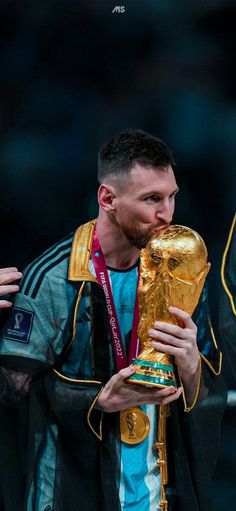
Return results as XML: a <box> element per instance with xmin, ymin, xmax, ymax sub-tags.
<box><xmin>128</xmin><ymin>225</ymin><xmax>211</xmax><ymax>387</ymax></box>
<box><xmin>126</xmin><ymin>411</ymin><xmax>137</xmax><ymax>439</ymax></box>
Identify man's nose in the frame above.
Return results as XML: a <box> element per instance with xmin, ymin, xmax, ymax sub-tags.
<box><xmin>156</xmin><ymin>202</ymin><xmax>173</xmax><ymax>224</ymax></box>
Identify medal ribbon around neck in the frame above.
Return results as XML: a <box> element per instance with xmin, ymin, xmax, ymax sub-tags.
<box><xmin>91</xmin><ymin>228</ymin><xmax>140</xmax><ymax>370</ymax></box>
<box><xmin>91</xmin><ymin>229</ymin><xmax>150</xmax><ymax>445</ymax></box>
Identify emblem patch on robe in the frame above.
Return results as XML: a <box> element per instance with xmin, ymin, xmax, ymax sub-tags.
<box><xmin>3</xmin><ymin>307</ymin><xmax>34</xmax><ymax>343</ymax></box>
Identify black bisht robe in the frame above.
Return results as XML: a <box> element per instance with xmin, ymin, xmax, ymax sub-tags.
<box><xmin>219</xmin><ymin>213</ymin><xmax>236</xmax><ymax>387</ymax></box>
<box><xmin>26</xmin><ymin>283</ymin><xmax>226</xmax><ymax>511</ymax></box>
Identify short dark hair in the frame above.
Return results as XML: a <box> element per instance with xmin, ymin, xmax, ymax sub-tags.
<box><xmin>98</xmin><ymin>129</ymin><xmax>175</xmax><ymax>183</ymax></box>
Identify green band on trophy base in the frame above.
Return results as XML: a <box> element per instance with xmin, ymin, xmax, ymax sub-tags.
<box><xmin>132</xmin><ymin>359</ymin><xmax>174</xmax><ymax>372</ymax></box>
<box><xmin>128</xmin><ymin>358</ymin><xmax>177</xmax><ymax>388</ymax></box>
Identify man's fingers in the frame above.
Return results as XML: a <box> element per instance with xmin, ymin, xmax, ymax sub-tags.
<box><xmin>103</xmin><ymin>365</ymin><xmax>136</xmax><ymax>393</ymax></box>
<box><xmin>99</xmin><ymin>369</ymin><xmax>182</xmax><ymax>411</ymax></box>
<box><xmin>153</xmin><ymin>385</ymin><xmax>177</xmax><ymax>396</ymax></box>
<box><xmin>168</xmin><ymin>306</ymin><xmax>196</xmax><ymax>330</ymax></box>
<box><xmin>150</xmin><ymin>340</ymin><xmax>180</xmax><ymax>357</ymax></box>
<box><xmin>161</xmin><ymin>386</ymin><xmax>183</xmax><ymax>404</ymax></box>
<box><xmin>0</xmin><ymin>300</ymin><xmax>13</xmax><ymax>308</ymax></box>
<box><xmin>148</xmin><ymin>329</ymin><xmax>185</xmax><ymax>346</ymax></box>
<box><xmin>0</xmin><ymin>271</ymin><xmax>22</xmax><ymax>285</ymax></box>
<box><xmin>150</xmin><ymin>323</ymin><xmax>187</xmax><ymax>340</ymax></box>
<box><xmin>0</xmin><ymin>267</ymin><xmax>19</xmax><ymax>275</ymax></box>
<box><xmin>132</xmin><ymin>386</ymin><xmax>182</xmax><ymax>406</ymax></box>
<box><xmin>118</xmin><ymin>365</ymin><xmax>136</xmax><ymax>381</ymax></box>
<box><xmin>0</xmin><ymin>285</ymin><xmax>20</xmax><ymax>297</ymax></box>
<box><xmin>136</xmin><ymin>385</ymin><xmax>178</xmax><ymax>404</ymax></box>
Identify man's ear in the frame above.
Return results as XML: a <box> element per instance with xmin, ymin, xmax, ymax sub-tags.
<box><xmin>98</xmin><ymin>184</ymin><xmax>117</xmax><ymax>212</ymax></box>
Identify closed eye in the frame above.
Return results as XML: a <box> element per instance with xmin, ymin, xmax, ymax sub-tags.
<box><xmin>144</xmin><ymin>195</ymin><xmax>161</xmax><ymax>202</ymax></box>
<box><xmin>144</xmin><ymin>189</ymin><xmax>179</xmax><ymax>203</ymax></box>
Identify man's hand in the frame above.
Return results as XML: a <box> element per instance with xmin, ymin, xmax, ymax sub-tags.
<box><xmin>148</xmin><ymin>306</ymin><xmax>201</xmax><ymax>406</ymax></box>
<box><xmin>97</xmin><ymin>365</ymin><xmax>182</xmax><ymax>413</ymax></box>
<box><xmin>0</xmin><ymin>267</ymin><xmax>22</xmax><ymax>308</ymax></box>
<box><xmin>148</xmin><ymin>306</ymin><xmax>200</xmax><ymax>375</ymax></box>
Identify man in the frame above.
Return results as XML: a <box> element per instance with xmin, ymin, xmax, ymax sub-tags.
<box><xmin>0</xmin><ymin>130</ymin><xmax>225</xmax><ymax>511</ymax></box>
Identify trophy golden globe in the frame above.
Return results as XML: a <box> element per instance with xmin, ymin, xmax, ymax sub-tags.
<box><xmin>128</xmin><ymin>225</ymin><xmax>211</xmax><ymax>388</ymax></box>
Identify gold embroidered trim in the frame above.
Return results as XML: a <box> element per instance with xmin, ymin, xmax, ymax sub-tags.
<box><xmin>180</xmin><ymin>356</ymin><xmax>202</xmax><ymax>413</ymax></box>
<box><xmin>199</xmin><ymin>319</ymin><xmax>222</xmax><ymax>376</ymax></box>
<box><xmin>200</xmin><ymin>351</ymin><xmax>222</xmax><ymax>377</ymax></box>
<box><xmin>179</xmin><ymin>318</ymin><xmax>222</xmax><ymax>412</ymax></box>
<box><xmin>68</xmin><ymin>219</ymin><xmax>97</xmax><ymax>282</ymax></box>
<box><xmin>52</xmin><ymin>368</ymin><xmax>102</xmax><ymax>385</ymax></box>
<box><xmin>87</xmin><ymin>387</ymin><xmax>104</xmax><ymax>441</ymax></box>
<box><xmin>221</xmin><ymin>213</ymin><xmax>236</xmax><ymax>316</ymax></box>
<box><xmin>155</xmin><ymin>404</ymin><xmax>170</xmax><ymax>511</ymax></box>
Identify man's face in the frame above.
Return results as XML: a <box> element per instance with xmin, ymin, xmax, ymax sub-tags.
<box><xmin>112</xmin><ymin>164</ymin><xmax>178</xmax><ymax>249</ymax></box>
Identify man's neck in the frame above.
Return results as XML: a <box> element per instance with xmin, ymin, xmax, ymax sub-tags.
<box><xmin>96</xmin><ymin>215</ymin><xmax>140</xmax><ymax>270</ymax></box>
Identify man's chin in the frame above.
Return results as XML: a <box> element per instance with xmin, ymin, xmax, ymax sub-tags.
<box><xmin>132</xmin><ymin>232</ymin><xmax>153</xmax><ymax>250</ymax></box>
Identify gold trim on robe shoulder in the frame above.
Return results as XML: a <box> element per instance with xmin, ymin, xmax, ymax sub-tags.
<box><xmin>53</xmin><ymin>221</ymin><xmax>102</xmax><ymax>439</ymax></box>
<box><xmin>68</xmin><ymin>219</ymin><xmax>97</xmax><ymax>282</ymax></box>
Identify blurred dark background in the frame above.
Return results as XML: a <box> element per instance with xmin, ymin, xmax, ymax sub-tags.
<box><xmin>0</xmin><ymin>0</ymin><xmax>235</xmax><ymax>508</ymax></box>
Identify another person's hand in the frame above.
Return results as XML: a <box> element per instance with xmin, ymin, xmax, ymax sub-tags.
<box><xmin>0</xmin><ymin>267</ymin><xmax>22</xmax><ymax>308</ymax></box>
<box><xmin>97</xmin><ymin>365</ymin><xmax>182</xmax><ymax>412</ymax></box>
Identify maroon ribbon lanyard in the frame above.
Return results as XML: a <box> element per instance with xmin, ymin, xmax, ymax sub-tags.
<box><xmin>91</xmin><ymin>229</ymin><xmax>139</xmax><ymax>371</ymax></box>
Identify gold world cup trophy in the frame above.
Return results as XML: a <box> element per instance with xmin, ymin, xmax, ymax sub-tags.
<box><xmin>128</xmin><ymin>225</ymin><xmax>211</xmax><ymax>388</ymax></box>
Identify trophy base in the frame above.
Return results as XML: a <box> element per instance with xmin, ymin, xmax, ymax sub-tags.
<box><xmin>127</xmin><ymin>358</ymin><xmax>177</xmax><ymax>388</ymax></box>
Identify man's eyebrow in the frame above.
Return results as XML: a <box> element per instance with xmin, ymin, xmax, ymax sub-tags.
<box><xmin>139</xmin><ymin>186</ymin><xmax>180</xmax><ymax>198</ymax></box>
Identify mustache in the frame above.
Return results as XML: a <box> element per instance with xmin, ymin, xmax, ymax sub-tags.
<box><xmin>150</xmin><ymin>223</ymin><xmax>170</xmax><ymax>235</ymax></box>
<box><xmin>134</xmin><ymin>226</ymin><xmax>170</xmax><ymax>249</ymax></box>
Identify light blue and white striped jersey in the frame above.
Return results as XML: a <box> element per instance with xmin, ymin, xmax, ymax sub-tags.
<box><xmin>109</xmin><ymin>265</ymin><xmax>160</xmax><ymax>511</ymax></box>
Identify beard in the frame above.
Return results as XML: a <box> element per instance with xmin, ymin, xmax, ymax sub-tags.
<box><xmin>120</xmin><ymin>222</ymin><xmax>156</xmax><ymax>249</ymax></box>
<box><xmin>109</xmin><ymin>211</ymin><xmax>169</xmax><ymax>250</ymax></box>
